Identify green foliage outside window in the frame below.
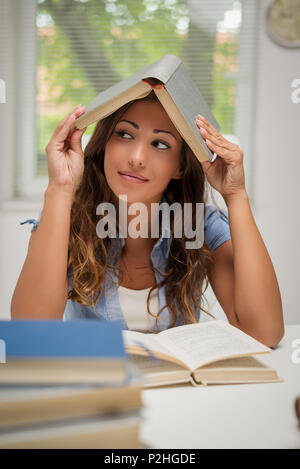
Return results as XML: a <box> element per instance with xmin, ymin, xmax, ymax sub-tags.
<box><xmin>36</xmin><ymin>0</ymin><xmax>239</xmax><ymax>176</ymax></box>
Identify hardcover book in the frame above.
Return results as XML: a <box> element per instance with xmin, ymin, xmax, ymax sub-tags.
<box><xmin>0</xmin><ymin>362</ymin><xmax>144</xmax><ymax>429</ymax></box>
<box><xmin>75</xmin><ymin>54</ymin><xmax>219</xmax><ymax>163</ymax></box>
<box><xmin>0</xmin><ymin>410</ymin><xmax>142</xmax><ymax>449</ymax></box>
<box><xmin>123</xmin><ymin>320</ymin><xmax>283</xmax><ymax>387</ymax></box>
<box><xmin>0</xmin><ymin>320</ymin><xmax>127</xmax><ymax>385</ymax></box>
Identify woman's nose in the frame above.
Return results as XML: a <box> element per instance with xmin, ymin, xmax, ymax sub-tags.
<box><xmin>128</xmin><ymin>142</ymin><xmax>147</xmax><ymax>167</ymax></box>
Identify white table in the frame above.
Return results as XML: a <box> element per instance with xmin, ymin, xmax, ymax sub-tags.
<box><xmin>140</xmin><ymin>324</ymin><xmax>300</xmax><ymax>449</ymax></box>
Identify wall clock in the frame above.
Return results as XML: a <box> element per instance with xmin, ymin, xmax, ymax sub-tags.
<box><xmin>266</xmin><ymin>0</ymin><xmax>300</xmax><ymax>48</ymax></box>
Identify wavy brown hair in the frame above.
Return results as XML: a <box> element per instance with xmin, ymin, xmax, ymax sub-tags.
<box><xmin>68</xmin><ymin>90</ymin><xmax>223</xmax><ymax>330</ymax></box>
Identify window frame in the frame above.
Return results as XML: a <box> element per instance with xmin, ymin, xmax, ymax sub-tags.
<box><xmin>9</xmin><ymin>0</ymin><xmax>257</xmax><ymax>202</ymax></box>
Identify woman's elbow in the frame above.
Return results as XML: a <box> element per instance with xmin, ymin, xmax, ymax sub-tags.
<box><xmin>267</xmin><ymin>324</ymin><xmax>285</xmax><ymax>349</ymax></box>
<box><xmin>255</xmin><ymin>321</ymin><xmax>285</xmax><ymax>348</ymax></box>
<box><xmin>234</xmin><ymin>319</ymin><xmax>285</xmax><ymax>349</ymax></box>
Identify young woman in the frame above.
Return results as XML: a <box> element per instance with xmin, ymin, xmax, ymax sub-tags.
<box><xmin>11</xmin><ymin>91</ymin><xmax>284</xmax><ymax>347</ymax></box>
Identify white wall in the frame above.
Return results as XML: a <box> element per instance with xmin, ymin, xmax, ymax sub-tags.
<box><xmin>0</xmin><ymin>0</ymin><xmax>299</xmax><ymax>324</ymax></box>
<box><xmin>0</xmin><ymin>202</ymin><xmax>42</xmax><ymax>320</ymax></box>
<box><xmin>251</xmin><ymin>0</ymin><xmax>300</xmax><ymax>325</ymax></box>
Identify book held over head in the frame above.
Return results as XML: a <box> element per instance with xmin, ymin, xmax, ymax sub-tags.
<box><xmin>75</xmin><ymin>54</ymin><xmax>219</xmax><ymax>163</ymax></box>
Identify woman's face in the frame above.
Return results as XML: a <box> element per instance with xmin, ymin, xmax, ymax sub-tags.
<box><xmin>104</xmin><ymin>99</ymin><xmax>184</xmax><ymax>204</ymax></box>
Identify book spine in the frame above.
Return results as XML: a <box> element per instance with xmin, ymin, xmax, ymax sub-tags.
<box><xmin>142</xmin><ymin>79</ymin><xmax>165</xmax><ymax>89</ymax></box>
<box><xmin>190</xmin><ymin>373</ymin><xmax>206</xmax><ymax>388</ymax></box>
<box><xmin>142</xmin><ymin>55</ymin><xmax>181</xmax><ymax>85</ymax></box>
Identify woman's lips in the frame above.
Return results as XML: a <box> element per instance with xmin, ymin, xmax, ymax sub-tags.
<box><xmin>118</xmin><ymin>172</ymin><xmax>149</xmax><ymax>183</ymax></box>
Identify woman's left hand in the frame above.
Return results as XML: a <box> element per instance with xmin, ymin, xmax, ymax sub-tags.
<box><xmin>196</xmin><ymin>114</ymin><xmax>246</xmax><ymax>200</ymax></box>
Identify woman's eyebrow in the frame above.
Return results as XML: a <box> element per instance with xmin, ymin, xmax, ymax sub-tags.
<box><xmin>118</xmin><ymin>119</ymin><xmax>178</xmax><ymax>142</ymax></box>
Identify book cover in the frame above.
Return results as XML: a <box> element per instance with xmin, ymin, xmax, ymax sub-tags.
<box><xmin>0</xmin><ymin>320</ymin><xmax>127</xmax><ymax>385</ymax></box>
<box><xmin>0</xmin><ymin>320</ymin><xmax>125</xmax><ymax>358</ymax></box>
<box><xmin>74</xmin><ymin>54</ymin><xmax>219</xmax><ymax>162</ymax></box>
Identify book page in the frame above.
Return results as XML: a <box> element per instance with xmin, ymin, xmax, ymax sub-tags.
<box><xmin>128</xmin><ymin>355</ymin><xmax>190</xmax><ymax>387</ymax></box>
<box><xmin>200</xmin><ymin>356</ymin><xmax>269</xmax><ymax>369</ymax></box>
<box><xmin>128</xmin><ymin>354</ymin><xmax>185</xmax><ymax>373</ymax></box>
<box><xmin>155</xmin><ymin>320</ymin><xmax>271</xmax><ymax>371</ymax></box>
<box><xmin>122</xmin><ymin>330</ymin><xmax>172</xmax><ymax>358</ymax></box>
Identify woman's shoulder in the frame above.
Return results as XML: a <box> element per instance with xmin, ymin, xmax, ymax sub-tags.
<box><xmin>204</xmin><ymin>204</ymin><xmax>230</xmax><ymax>251</ymax></box>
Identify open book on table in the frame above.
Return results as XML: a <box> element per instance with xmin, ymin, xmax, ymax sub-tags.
<box><xmin>122</xmin><ymin>320</ymin><xmax>283</xmax><ymax>387</ymax></box>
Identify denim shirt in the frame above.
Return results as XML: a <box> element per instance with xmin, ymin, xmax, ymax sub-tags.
<box><xmin>20</xmin><ymin>199</ymin><xmax>231</xmax><ymax>331</ymax></box>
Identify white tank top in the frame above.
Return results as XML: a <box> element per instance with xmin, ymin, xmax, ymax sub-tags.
<box><xmin>117</xmin><ymin>285</ymin><xmax>160</xmax><ymax>332</ymax></box>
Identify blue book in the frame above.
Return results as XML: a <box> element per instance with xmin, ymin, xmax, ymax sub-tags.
<box><xmin>0</xmin><ymin>320</ymin><xmax>127</xmax><ymax>385</ymax></box>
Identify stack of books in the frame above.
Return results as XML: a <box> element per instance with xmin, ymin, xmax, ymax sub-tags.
<box><xmin>0</xmin><ymin>320</ymin><xmax>145</xmax><ymax>449</ymax></box>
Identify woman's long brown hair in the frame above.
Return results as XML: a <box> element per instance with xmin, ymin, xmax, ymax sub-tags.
<box><xmin>68</xmin><ymin>90</ymin><xmax>223</xmax><ymax>330</ymax></box>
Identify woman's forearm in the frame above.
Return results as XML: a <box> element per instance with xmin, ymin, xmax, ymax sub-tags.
<box><xmin>224</xmin><ymin>190</ymin><xmax>284</xmax><ymax>346</ymax></box>
<box><xmin>11</xmin><ymin>184</ymin><xmax>73</xmax><ymax>319</ymax></box>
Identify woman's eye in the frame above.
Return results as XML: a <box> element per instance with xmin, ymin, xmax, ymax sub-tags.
<box><xmin>116</xmin><ymin>130</ymin><xmax>132</xmax><ymax>139</ymax></box>
<box><xmin>115</xmin><ymin>130</ymin><xmax>170</xmax><ymax>150</ymax></box>
<box><xmin>153</xmin><ymin>140</ymin><xmax>170</xmax><ymax>150</ymax></box>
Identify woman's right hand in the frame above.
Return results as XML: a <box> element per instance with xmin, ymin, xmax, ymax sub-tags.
<box><xmin>45</xmin><ymin>105</ymin><xmax>88</xmax><ymax>196</ymax></box>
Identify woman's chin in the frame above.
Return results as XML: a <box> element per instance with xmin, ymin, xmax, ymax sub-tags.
<box><xmin>107</xmin><ymin>182</ymin><xmax>164</xmax><ymax>205</ymax></box>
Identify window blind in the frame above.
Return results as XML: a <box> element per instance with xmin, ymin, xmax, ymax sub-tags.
<box><xmin>17</xmin><ymin>0</ymin><xmax>258</xmax><ymax>197</ymax></box>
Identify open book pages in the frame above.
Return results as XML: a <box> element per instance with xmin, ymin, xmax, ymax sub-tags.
<box><xmin>122</xmin><ymin>320</ymin><xmax>272</xmax><ymax>372</ymax></box>
<box><xmin>128</xmin><ymin>355</ymin><xmax>192</xmax><ymax>387</ymax></box>
<box><xmin>127</xmin><ymin>353</ymin><xmax>282</xmax><ymax>387</ymax></box>
<box><xmin>123</xmin><ymin>321</ymin><xmax>283</xmax><ymax>387</ymax></box>
<box><xmin>191</xmin><ymin>355</ymin><xmax>281</xmax><ymax>385</ymax></box>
